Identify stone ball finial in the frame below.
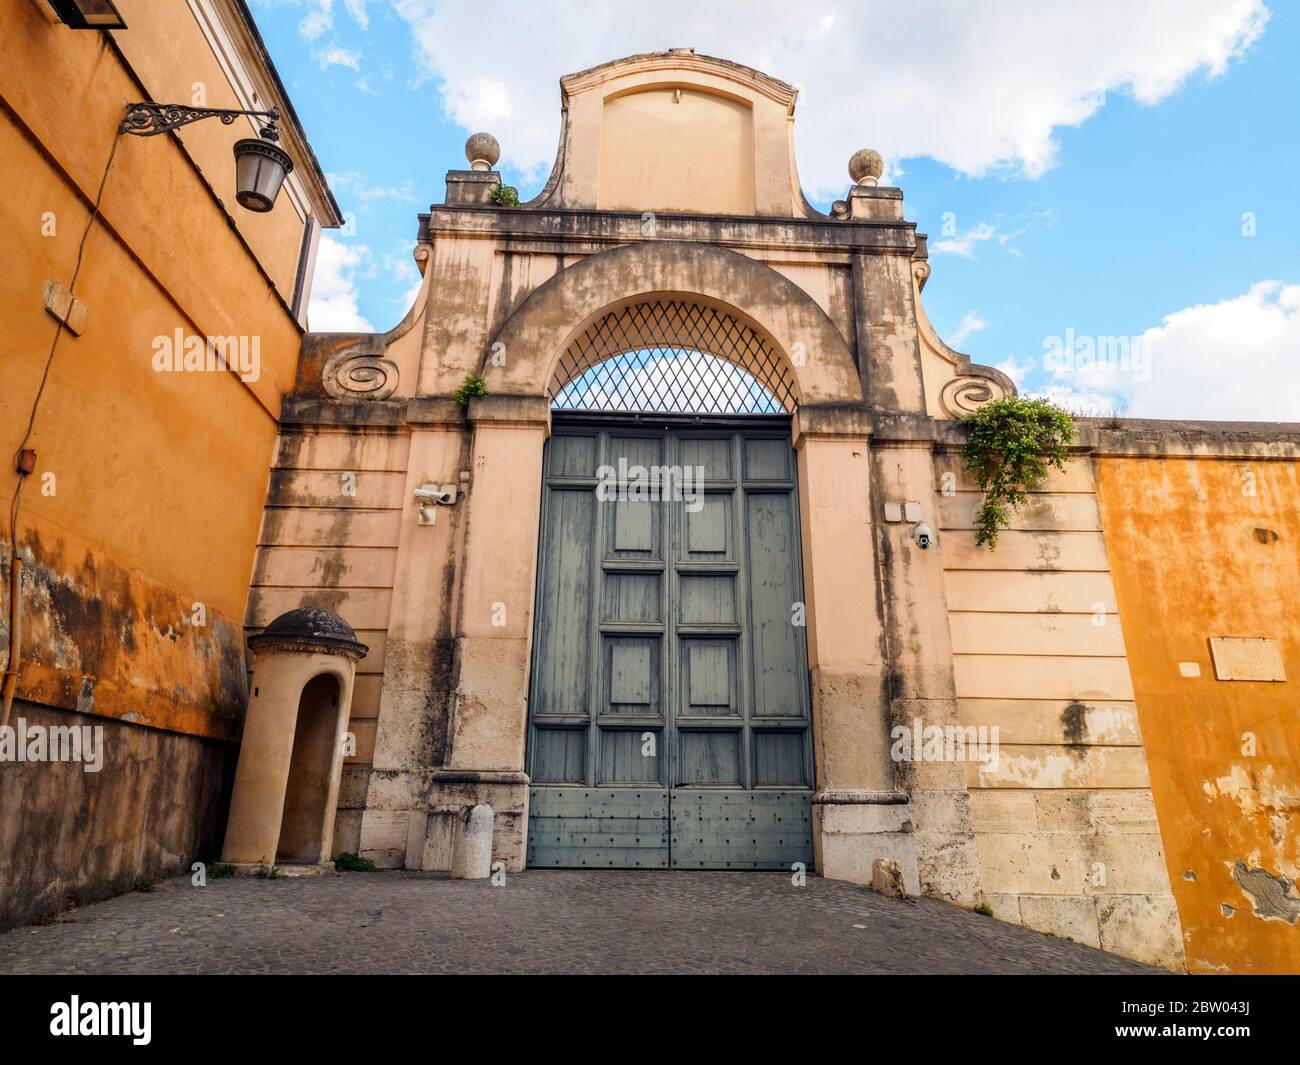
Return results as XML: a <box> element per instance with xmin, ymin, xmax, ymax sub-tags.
<box><xmin>465</xmin><ymin>132</ymin><xmax>500</xmax><ymax>172</ymax></box>
<box><xmin>849</xmin><ymin>148</ymin><xmax>885</xmax><ymax>186</ymax></box>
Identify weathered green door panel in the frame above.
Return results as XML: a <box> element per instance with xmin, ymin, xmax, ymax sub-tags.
<box><xmin>527</xmin><ymin>417</ymin><xmax>814</xmax><ymax>870</ymax></box>
<box><xmin>532</xmin><ymin>489</ymin><xmax>595</xmax><ymax>716</ymax></box>
<box><xmin>671</xmin><ymin>790</ymin><xmax>813</xmax><ymax>870</ymax></box>
<box><xmin>746</xmin><ymin>492</ymin><xmax>809</xmax><ymax>721</ymax></box>
<box><xmin>530</xmin><ymin>726</ymin><xmax>587</xmax><ymax>784</ymax></box>
<box><xmin>527</xmin><ymin>787</ymin><xmax>669</xmax><ymax>868</ymax></box>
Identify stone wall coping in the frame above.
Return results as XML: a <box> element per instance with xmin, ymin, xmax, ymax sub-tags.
<box><xmin>935</xmin><ymin>416</ymin><xmax>1300</xmax><ymax>458</ymax></box>
<box><xmin>425</xmin><ymin>204</ymin><xmax>919</xmax><ymax>255</ymax></box>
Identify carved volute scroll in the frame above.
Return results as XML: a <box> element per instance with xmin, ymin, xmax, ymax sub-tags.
<box><xmin>321</xmin><ymin>339</ymin><xmax>399</xmax><ymax>400</ymax></box>
<box><xmin>939</xmin><ymin>372</ymin><xmax>1011</xmax><ymax>418</ymax></box>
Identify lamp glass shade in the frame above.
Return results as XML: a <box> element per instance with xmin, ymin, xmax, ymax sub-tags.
<box><xmin>50</xmin><ymin>0</ymin><xmax>127</xmax><ymax>28</ymax></box>
<box><xmin>233</xmin><ymin>137</ymin><xmax>293</xmax><ymax>213</ymax></box>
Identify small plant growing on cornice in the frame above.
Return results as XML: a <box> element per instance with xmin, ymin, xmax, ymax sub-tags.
<box><xmin>962</xmin><ymin>397</ymin><xmax>1076</xmax><ymax>550</ymax></box>
<box><xmin>974</xmin><ymin>902</ymin><xmax>995</xmax><ymax>917</ymax></box>
<box><xmin>333</xmin><ymin>851</ymin><xmax>379</xmax><ymax>872</ymax></box>
<box><xmin>490</xmin><ymin>184</ymin><xmax>520</xmax><ymax>207</ymax></box>
<box><xmin>454</xmin><ymin>373</ymin><xmax>488</xmax><ymax>407</ymax></box>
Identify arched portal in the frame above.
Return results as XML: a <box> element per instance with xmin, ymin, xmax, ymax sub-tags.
<box><xmin>455</xmin><ymin>241</ymin><xmax>893</xmax><ymax>877</ymax></box>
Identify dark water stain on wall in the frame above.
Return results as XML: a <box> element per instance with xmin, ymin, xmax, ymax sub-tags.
<box><xmin>0</xmin><ymin>700</ymin><xmax>236</xmax><ymax>930</ymax></box>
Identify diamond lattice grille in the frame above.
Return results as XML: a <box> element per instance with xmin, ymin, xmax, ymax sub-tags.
<box><xmin>550</xmin><ymin>301</ymin><xmax>797</xmax><ymax>414</ymax></box>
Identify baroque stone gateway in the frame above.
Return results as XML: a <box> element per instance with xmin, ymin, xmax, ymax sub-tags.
<box><xmin>3</xmin><ymin>17</ymin><xmax>1297</xmax><ymax>978</ymax></box>
<box><xmin>239</xmin><ymin>50</ymin><xmax>1299</xmax><ymax>973</ymax></box>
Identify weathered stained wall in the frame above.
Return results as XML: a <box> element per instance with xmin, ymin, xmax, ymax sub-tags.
<box><xmin>938</xmin><ymin>448</ymin><xmax>1185</xmax><ymax>969</ymax></box>
<box><xmin>1</xmin><ymin>1</ymin><xmax>332</xmax><ymax>926</ymax></box>
<box><xmin>1</xmin><ymin>1</ymin><xmax>313</xmax><ymax>734</ymax></box>
<box><xmin>0</xmin><ymin>699</ymin><xmax>235</xmax><ymax>929</ymax></box>
<box><xmin>1098</xmin><ymin>450</ymin><xmax>1300</xmax><ymax>974</ymax></box>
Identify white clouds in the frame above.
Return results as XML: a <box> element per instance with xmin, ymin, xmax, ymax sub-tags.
<box><xmin>1026</xmin><ymin>384</ymin><xmax>1130</xmax><ymax>418</ymax></box>
<box><xmin>1032</xmin><ymin>282</ymin><xmax>1300</xmax><ymax>421</ymax></box>
<box><xmin>390</xmin><ymin>0</ymin><xmax>1266</xmax><ymax>197</ymax></box>
<box><xmin>328</xmin><ymin>170</ymin><xmax>420</xmax><ymax>204</ymax></box>
<box><xmin>932</xmin><ymin>210</ymin><xmax>1057</xmax><ymax>259</ymax></box>
<box><xmin>257</xmin><ymin>0</ymin><xmax>370</xmax><ymax>47</ymax></box>
<box><xmin>932</xmin><ymin>222</ymin><xmax>996</xmax><ymax>259</ymax></box>
<box><xmin>949</xmin><ymin>310</ymin><xmax>988</xmax><ymax>347</ymax></box>
<box><xmin>1129</xmin><ymin>281</ymin><xmax>1300</xmax><ymax>420</ymax></box>
<box><xmin>995</xmin><ymin>356</ymin><xmax>1034</xmax><ymax>386</ymax></box>
<box><xmin>344</xmin><ymin>0</ymin><xmax>370</xmax><ymax>30</ymax></box>
<box><xmin>297</xmin><ymin>0</ymin><xmax>332</xmax><ymax>40</ymax></box>
<box><xmin>314</xmin><ymin>45</ymin><xmax>362</xmax><ymax>70</ymax></box>
<box><xmin>308</xmin><ymin>235</ymin><xmax>374</xmax><ymax>332</ymax></box>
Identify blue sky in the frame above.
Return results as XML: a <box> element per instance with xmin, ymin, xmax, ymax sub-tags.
<box><xmin>250</xmin><ymin>1</ymin><xmax>1298</xmax><ymax>421</ymax></box>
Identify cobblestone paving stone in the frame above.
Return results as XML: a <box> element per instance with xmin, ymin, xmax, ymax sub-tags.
<box><xmin>0</xmin><ymin>870</ymin><xmax>1162</xmax><ymax>974</ymax></box>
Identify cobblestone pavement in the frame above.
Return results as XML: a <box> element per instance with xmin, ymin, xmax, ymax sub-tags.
<box><xmin>0</xmin><ymin>870</ymin><xmax>1161</xmax><ymax>974</ymax></box>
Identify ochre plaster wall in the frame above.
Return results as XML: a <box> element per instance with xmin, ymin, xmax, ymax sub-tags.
<box><xmin>1098</xmin><ymin>456</ymin><xmax>1300</xmax><ymax>974</ymax></box>
<box><xmin>1</xmin><ymin>1</ymin><xmax>309</xmax><ymax>739</ymax></box>
<box><xmin>0</xmin><ymin>1</ymin><xmax>321</xmax><ymax>926</ymax></box>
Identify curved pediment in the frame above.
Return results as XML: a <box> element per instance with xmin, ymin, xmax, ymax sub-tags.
<box><xmin>529</xmin><ymin>49</ymin><xmax>815</xmax><ymax>218</ymax></box>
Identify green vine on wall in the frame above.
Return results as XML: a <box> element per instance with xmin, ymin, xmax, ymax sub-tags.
<box><xmin>962</xmin><ymin>397</ymin><xmax>1076</xmax><ymax>549</ymax></box>
<box><xmin>490</xmin><ymin>184</ymin><xmax>520</xmax><ymax>207</ymax></box>
<box><xmin>454</xmin><ymin>373</ymin><xmax>488</xmax><ymax>407</ymax></box>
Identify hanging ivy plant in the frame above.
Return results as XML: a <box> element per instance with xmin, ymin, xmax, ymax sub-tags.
<box><xmin>454</xmin><ymin>373</ymin><xmax>488</xmax><ymax>407</ymax></box>
<box><xmin>962</xmin><ymin>397</ymin><xmax>1076</xmax><ymax>549</ymax></box>
<box><xmin>490</xmin><ymin>184</ymin><xmax>520</xmax><ymax>207</ymax></box>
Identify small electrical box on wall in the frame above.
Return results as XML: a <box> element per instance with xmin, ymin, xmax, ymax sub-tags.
<box><xmin>883</xmin><ymin>501</ymin><xmax>924</xmax><ymax>523</ymax></box>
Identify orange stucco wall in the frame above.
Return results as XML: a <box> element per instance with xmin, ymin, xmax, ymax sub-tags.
<box><xmin>1098</xmin><ymin>456</ymin><xmax>1300</xmax><ymax>973</ymax></box>
<box><xmin>0</xmin><ymin>1</ymin><xmax>311</xmax><ymax>742</ymax></box>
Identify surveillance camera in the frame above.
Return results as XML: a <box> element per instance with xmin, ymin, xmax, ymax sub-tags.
<box><xmin>414</xmin><ymin>483</ymin><xmax>457</xmax><ymax>525</ymax></box>
<box><xmin>414</xmin><ymin>485</ymin><xmax>455</xmax><ymax>505</ymax></box>
<box><xmin>912</xmin><ymin>521</ymin><xmax>934</xmax><ymax>550</ymax></box>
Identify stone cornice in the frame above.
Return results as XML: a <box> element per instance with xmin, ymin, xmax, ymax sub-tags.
<box><xmin>425</xmin><ymin>205</ymin><xmax>919</xmax><ymax>256</ymax></box>
<box><xmin>561</xmin><ymin>51</ymin><xmax>798</xmax><ymax>111</ymax></box>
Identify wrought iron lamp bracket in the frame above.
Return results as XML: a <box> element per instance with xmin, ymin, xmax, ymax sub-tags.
<box><xmin>119</xmin><ymin>102</ymin><xmax>282</xmax><ymax>139</ymax></box>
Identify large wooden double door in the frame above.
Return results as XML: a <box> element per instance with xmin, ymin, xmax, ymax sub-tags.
<box><xmin>526</xmin><ymin>414</ymin><xmax>814</xmax><ymax>869</ymax></box>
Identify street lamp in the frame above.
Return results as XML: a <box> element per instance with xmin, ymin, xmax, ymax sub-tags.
<box><xmin>118</xmin><ymin>102</ymin><xmax>295</xmax><ymax>213</ymax></box>
<box><xmin>48</xmin><ymin>0</ymin><xmax>127</xmax><ymax>28</ymax></box>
